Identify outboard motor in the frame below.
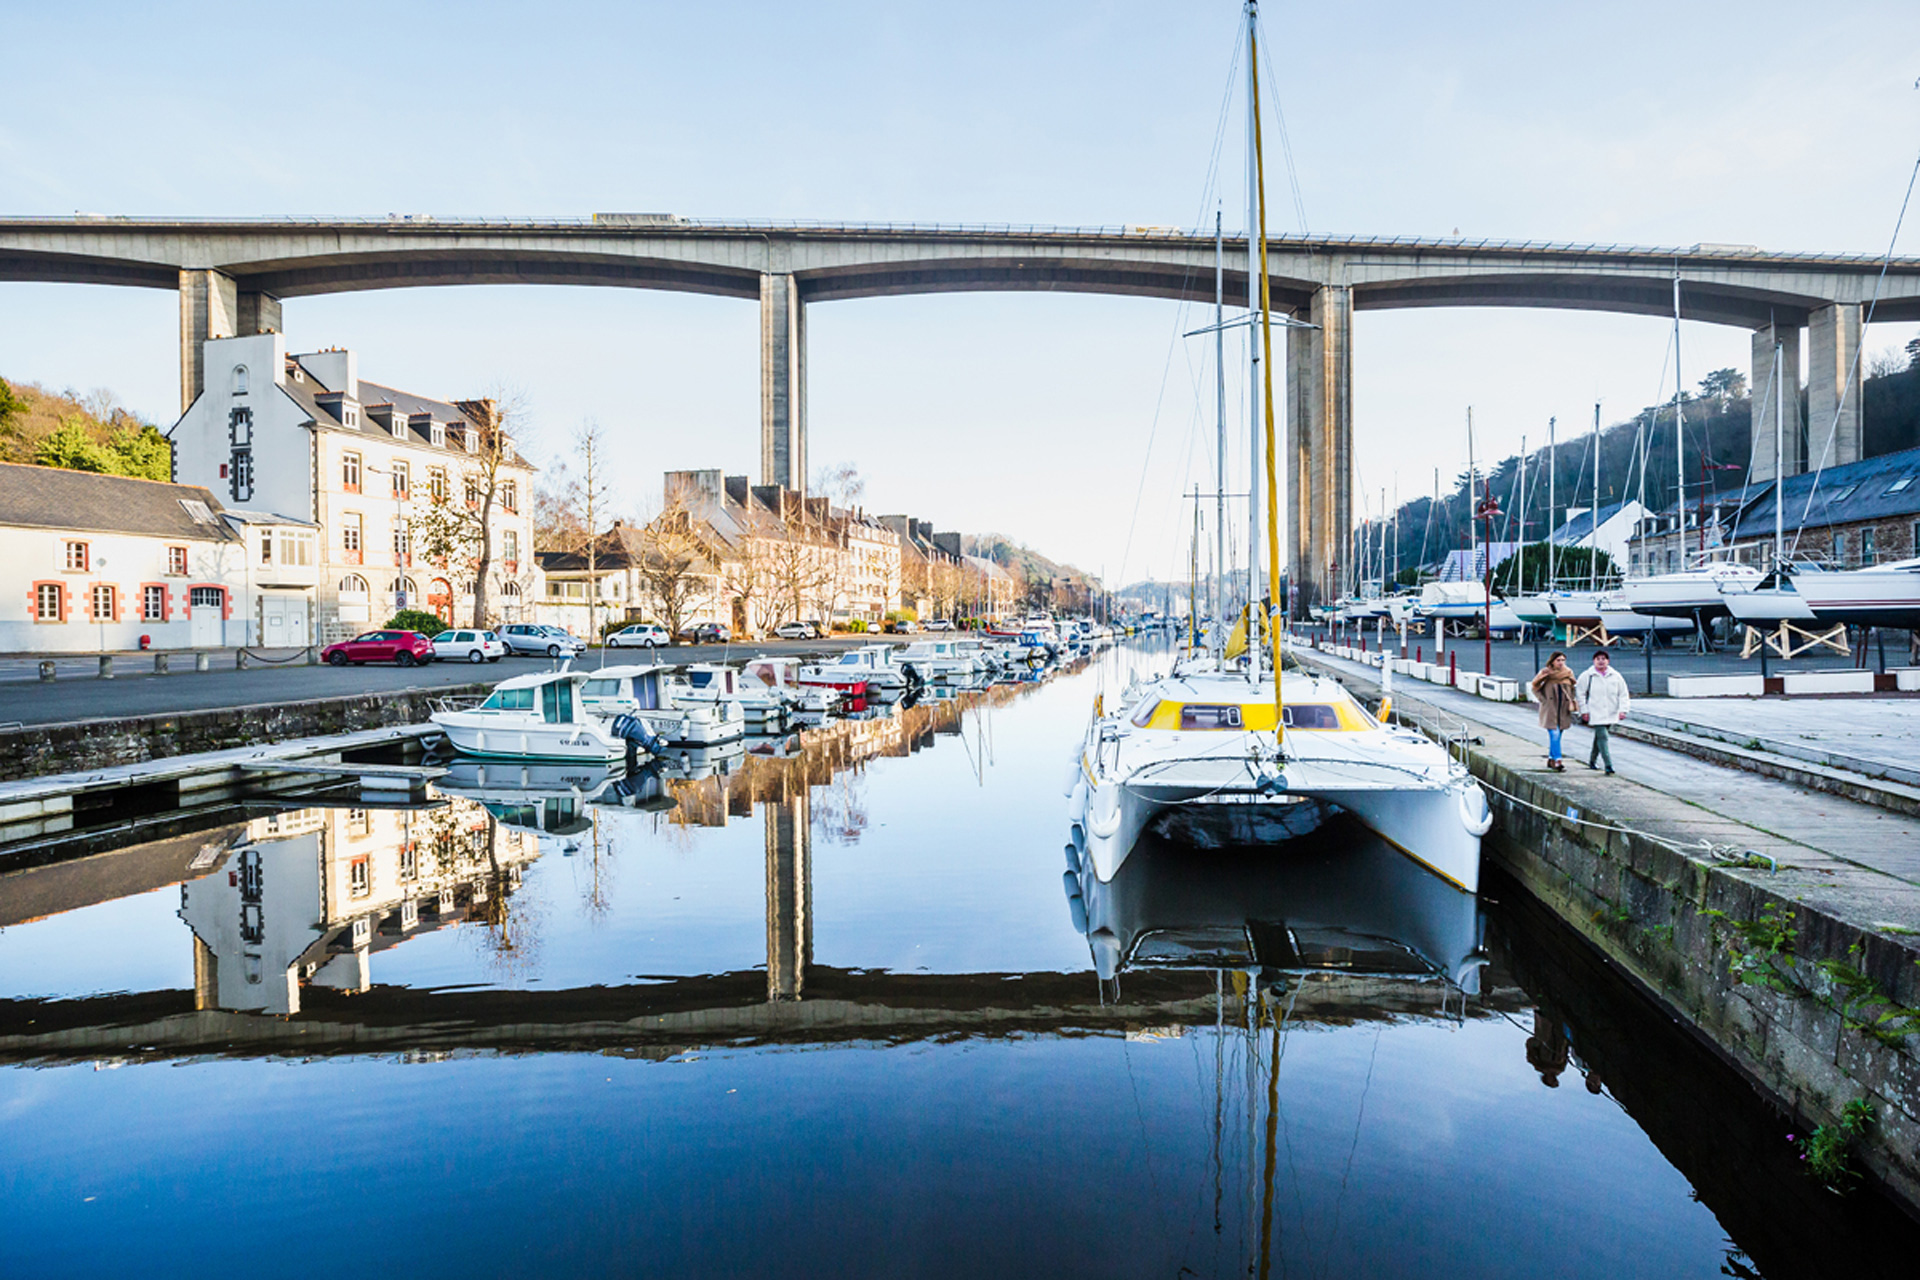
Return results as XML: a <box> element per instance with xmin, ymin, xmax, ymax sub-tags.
<box><xmin>611</xmin><ymin>712</ymin><xmax>669</xmax><ymax>769</ymax></box>
<box><xmin>901</xmin><ymin>662</ymin><xmax>925</xmax><ymax>689</ymax></box>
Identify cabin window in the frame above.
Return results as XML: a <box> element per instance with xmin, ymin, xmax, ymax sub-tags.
<box><xmin>1179</xmin><ymin>704</ymin><xmax>1243</xmax><ymax>731</ymax></box>
<box><xmin>582</xmin><ymin>678</ymin><xmax>620</xmax><ymax>698</ymax></box>
<box><xmin>1281</xmin><ymin>704</ymin><xmax>1343</xmax><ymax>730</ymax></box>
<box><xmin>1128</xmin><ymin>699</ymin><xmax>1160</xmax><ymax>728</ymax></box>
<box><xmin>482</xmin><ymin>687</ymin><xmax>535</xmax><ymax>711</ymax></box>
<box><xmin>634</xmin><ymin>674</ymin><xmax>659</xmax><ymax>710</ymax></box>
<box><xmin>540</xmin><ymin>680</ymin><xmax>574</xmax><ymax>724</ymax></box>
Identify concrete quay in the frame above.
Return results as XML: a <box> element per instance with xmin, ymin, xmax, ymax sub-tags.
<box><xmin>1294</xmin><ymin>643</ymin><xmax>1920</xmax><ymax>1212</ymax></box>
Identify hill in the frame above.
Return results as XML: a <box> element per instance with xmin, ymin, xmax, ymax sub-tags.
<box><xmin>0</xmin><ymin>377</ymin><xmax>171</xmax><ymax>480</ymax></box>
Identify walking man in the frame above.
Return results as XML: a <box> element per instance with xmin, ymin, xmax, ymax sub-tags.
<box><xmin>1577</xmin><ymin>648</ymin><xmax>1632</xmax><ymax>774</ymax></box>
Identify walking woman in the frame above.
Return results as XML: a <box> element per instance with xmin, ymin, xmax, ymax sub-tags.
<box><xmin>1530</xmin><ymin>651</ymin><xmax>1579</xmax><ymax>772</ymax></box>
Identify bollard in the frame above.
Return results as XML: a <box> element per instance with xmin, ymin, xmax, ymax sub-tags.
<box><xmin>1416</xmin><ymin>645</ymin><xmax>1422</xmax><ymax>665</ymax></box>
<box><xmin>1645</xmin><ymin>636</ymin><xmax>1654</xmax><ymax>696</ymax></box>
<box><xmin>1449</xmin><ymin>650</ymin><xmax>1457</xmax><ymax>686</ymax></box>
<box><xmin>306</xmin><ymin>645</ymin><xmax>319</xmax><ymax>666</ymax></box>
<box><xmin>38</xmin><ymin>660</ymin><xmax>55</xmax><ymax>682</ymax></box>
<box><xmin>154</xmin><ymin>652</ymin><xmax>169</xmax><ymax>675</ymax></box>
<box><xmin>236</xmin><ymin>649</ymin><xmax>249</xmax><ymax>670</ymax></box>
<box><xmin>196</xmin><ymin>652</ymin><xmax>211</xmax><ymax>673</ymax></box>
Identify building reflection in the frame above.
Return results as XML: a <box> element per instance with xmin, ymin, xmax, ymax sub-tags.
<box><xmin>177</xmin><ymin>800</ymin><xmax>540</xmax><ymax>1015</ymax></box>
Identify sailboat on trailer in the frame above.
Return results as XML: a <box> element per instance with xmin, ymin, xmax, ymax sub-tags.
<box><xmin>1068</xmin><ymin>1</ymin><xmax>1492</xmax><ymax>892</ymax></box>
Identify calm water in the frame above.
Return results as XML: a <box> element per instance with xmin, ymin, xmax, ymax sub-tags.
<box><xmin>1</xmin><ymin>646</ymin><xmax>1913</xmax><ymax>1278</ymax></box>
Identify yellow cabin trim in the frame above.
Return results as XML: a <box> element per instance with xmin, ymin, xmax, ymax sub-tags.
<box><xmin>1137</xmin><ymin>698</ymin><xmax>1375</xmax><ymax>733</ymax></box>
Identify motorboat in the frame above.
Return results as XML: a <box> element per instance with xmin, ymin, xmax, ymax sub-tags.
<box><xmin>1782</xmin><ymin>556</ymin><xmax>1920</xmax><ymax>629</ymax></box>
<box><xmin>894</xmin><ymin>638</ymin><xmax>982</xmax><ymax>681</ymax></box>
<box><xmin>1721</xmin><ymin>570</ymin><xmax>1819</xmax><ymax>625</ymax></box>
<box><xmin>1068</xmin><ymin>665</ymin><xmax>1491</xmax><ymax>891</ymax></box>
<box><xmin>1593</xmin><ymin>593</ymin><xmax>1695</xmax><ymax>639</ymax></box>
<box><xmin>663</xmin><ymin>663</ymin><xmax>762</xmax><ymax>733</ymax></box>
<box><xmin>430</xmin><ymin>671</ymin><xmax>645</xmax><ymax>763</ymax></box>
<box><xmin>742</xmin><ymin>656</ymin><xmax>837</xmax><ymax>717</ymax></box>
<box><xmin>1415</xmin><ymin>581</ymin><xmax>1493</xmax><ymax>620</ymax></box>
<box><xmin>803</xmin><ymin>644</ymin><xmax>915</xmax><ymax>693</ymax></box>
<box><xmin>1510</xmin><ymin>589</ymin><xmax>1604</xmax><ymax>630</ymax></box>
<box><xmin>577</xmin><ymin>664</ymin><xmax>745</xmax><ymax>746</ymax></box>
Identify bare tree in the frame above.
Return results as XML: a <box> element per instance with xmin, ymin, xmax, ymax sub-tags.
<box><xmin>533</xmin><ymin>456</ymin><xmax>586</xmax><ymax>553</ymax></box>
<box><xmin>812</xmin><ymin>461</ymin><xmax>865</xmax><ymax>507</ymax></box>
<box><xmin>413</xmin><ymin>391</ymin><xmax>527</xmax><ymax>627</ymax></box>
<box><xmin>767</xmin><ymin>531</ymin><xmax>830</xmax><ymax>627</ymax></box>
<box><xmin>725</xmin><ymin>533</ymin><xmax>768</xmax><ymax>638</ymax></box>
<box><xmin>637</xmin><ymin>501</ymin><xmax>714</xmax><ymax>637</ymax></box>
<box><xmin>577</xmin><ymin>420</ymin><xmax>611</xmax><ymax>639</ymax></box>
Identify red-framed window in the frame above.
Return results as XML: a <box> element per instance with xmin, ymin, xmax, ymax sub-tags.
<box><xmin>31</xmin><ymin>581</ymin><xmax>67</xmax><ymax>622</ymax></box>
<box><xmin>167</xmin><ymin>545</ymin><xmax>188</xmax><ymax>576</ymax></box>
<box><xmin>90</xmin><ymin>583</ymin><xmax>120</xmax><ymax>623</ymax></box>
<box><xmin>63</xmin><ymin>541</ymin><xmax>89</xmax><ymax>572</ymax></box>
<box><xmin>141</xmin><ymin>583</ymin><xmax>168</xmax><ymax>622</ymax></box>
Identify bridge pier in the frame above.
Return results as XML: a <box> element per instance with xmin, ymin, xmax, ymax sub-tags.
<box><xmin>178</xmin><ymin>268</ymin><xmax>282</xmax><ymax>413</ymax></box>
<box><xmin>1748</xmin><ymin>319</ymin><xmax>1804</xmax><ymax>482</ymax></box>
<box><xmin>1807</xmin><ymin>303</ymin><xmax>1862</xmax><ymax>470</ymax></box>
<box><xmin>1286</xmin><ymin>285</ymin><xmax>1352</xmax><ymax>613</ymax></box>
<box><xmin>760</xmin><ymin>272</ymin><xmax>807</xmax><ymax>493</ymax></box>
<box><xmin>765</xmin><ymin>789</ymin><xmax>811</xmax><ymax>1002</ymax></box>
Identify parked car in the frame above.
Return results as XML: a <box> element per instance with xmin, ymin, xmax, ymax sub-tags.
<box><xmin>500</xmin><ymin>623</ymin><xmax>586</xmax><ymax>658</ymax></box>
<box><xmin>924</xmin><ymin>618</ymin><xmax>955</xmax><ymax>632</ymax></box>
<box><xmin>323</xmin><ymin>630</ymin><xmax>436</xmax><ymax>667</ymax></box>
<box><xmin>678</xmin><ymin>622</ymin><xmax>732</xmax><ymax>644</ymax></box>
<box><xmin>430</xmin><ymin>628</ymin><xmax>507</xmax><ymax>663</ymax></box>
<box><xmin>772</xmin><ymin>620</ymin><xmax>821</xmax><ymax>640</ymax></box>
<box><xmin>884</xmin><ymin>619</ymin><xmax>919</xmax><ymax>634</ymax></box>
<box><xmin>607</xmin><ymin>622</ymin><xmax>671</xmax><ymax>649</ymax></box>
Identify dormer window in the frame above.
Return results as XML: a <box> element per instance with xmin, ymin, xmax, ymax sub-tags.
<box><xmin>345</xmin><ymin>408</ymin><xmax>359</xmax><ymax>428</ymax></box>
<box><xmin>391</xmin><ymin>417</ymin><xmax>406</xmax><ymax>440</ymax></box>
<box><xmin>430</xmin><ymin>422</ymin><xmax>446</xmax><ymax>447</ymax></box>
<box><xmin>464</xmin><ymin>428</ymin><xmax>479</xmax><ymax>455</ymax></box>
<box><xmin>232</xmin><ymin>365</ymin><xmax>249</xmax><ymax>395</ymax></box>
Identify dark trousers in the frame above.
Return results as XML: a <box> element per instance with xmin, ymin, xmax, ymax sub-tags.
<box><xmin>1588</xmin><ymin>724</ymin><xmax>1614</xmax><ymax>771</ymax></box>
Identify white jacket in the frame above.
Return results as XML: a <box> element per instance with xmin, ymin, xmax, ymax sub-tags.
<box><xmin>1577</xmin><ymin>666</ymin><xmax>1632</xmax><ymax>725</ymax></box>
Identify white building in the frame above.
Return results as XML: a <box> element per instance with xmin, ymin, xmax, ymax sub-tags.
<box><xmin>169</xmin><ymin>333</ymin><xmax>539</xmax><ymax>639</ymax></box>
<box><xmin>0</xmin><ymin>461</ymin><xmax>315</xmax><ymax>653</ymax></box>
<box><xmin>1549</xmin><ymin>500</ymin><xmax>1648</xmax><ymax>572</ymax></box>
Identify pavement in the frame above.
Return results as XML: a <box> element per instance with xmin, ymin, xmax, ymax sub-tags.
<box><xmin>1296</xmin><ymin>643</ymin><xmax>1920</xmax><ymax>891</ymax></box>
<box><xmin>0</xmin><ymin>636</ymin><xmax>876</xmax><ymax>728</ymax></box>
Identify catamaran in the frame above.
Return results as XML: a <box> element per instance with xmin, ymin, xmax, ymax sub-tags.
<box><xmin>1070</xmin><ymin>0</ymin><xmax>1491</xmax><ymax>892</ymax></box>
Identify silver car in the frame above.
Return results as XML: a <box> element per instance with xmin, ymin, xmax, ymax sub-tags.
<box><xmin>500</xmin><ymin>623</ymin><xmax>585</xmax><ymax>657</ymax></box>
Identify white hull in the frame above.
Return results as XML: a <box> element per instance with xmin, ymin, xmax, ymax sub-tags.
<box><xmin>1722</xmin><ymin>583</ymin><xmax>1817</xmax><ymax>624</ymax></box>
<box><xmin>432</xmin><ymin>716</ymin><xmax>627</xmax><ymax>762</ymax></box>
<box><xmin>1785</xmin><ymin>560</ymin><xmax>1920</xmax><ymax>629</ymax></box>
<box><xmin>1620</xmin><ymin>565</ymin><xmax>1762</xmax><ymax>618</ymax></box>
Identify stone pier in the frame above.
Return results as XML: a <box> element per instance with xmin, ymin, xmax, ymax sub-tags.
<box><xmin>178</xmin><ymin>269</ymin><xmax>282</xmax><ymax>412</ymax></box>
<box><xmin>760</xmin><ymin>271</ymin><xmax>806</xmax><ymax>493</ymax></box>
<box><xmin>1808</xmin><ymin>302</ymin><xmax>1863</xmax><ymax>470</ymax></box>
<box><xmin>1285</xmin><ymin>285</ymin><xmax>1352</xmax><ymax>612</ymax></box>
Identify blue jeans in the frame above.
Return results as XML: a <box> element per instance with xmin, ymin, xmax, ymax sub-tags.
<box><xmin>1547</xmin><ymin>728</ymin><xmax>1563</xmax><ymax>761</ymax></box>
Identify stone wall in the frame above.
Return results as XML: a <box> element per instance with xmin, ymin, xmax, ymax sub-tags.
<box><xmin>0</xmin><ymin>685</ymin><xmax>491</xmax><ymax>781</ymax></box>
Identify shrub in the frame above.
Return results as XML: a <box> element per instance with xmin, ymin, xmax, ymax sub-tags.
<box><xmin>848</xmin><ymin>619</ymin><xmax>868</xmax><ymax>633</ymax></box>
<box><xmin>387</xmin><ymin>608</ymin><xmax>449</xmax><ymax>636</ymax></box>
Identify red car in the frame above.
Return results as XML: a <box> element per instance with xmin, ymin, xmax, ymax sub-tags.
<box><xmin>323</xmin><ymin>630</ymin><xmax>436</xmax><ymax>667</ymax></box>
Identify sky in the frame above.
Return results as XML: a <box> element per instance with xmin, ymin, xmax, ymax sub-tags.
<box><xmin>4</xmin><ymin>0</ymin><xmax>1920</xmax><ymax>585</ymax></box>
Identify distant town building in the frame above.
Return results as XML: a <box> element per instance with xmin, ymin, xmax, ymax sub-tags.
<box><xmin>1548</xmin><ymin>501</ymin><xmax>1647</xmax><ymax>571</ymax></box>
<box><xmin>1727</xmin><ymin>444</ymin><xmax>1920</xmax><ymax>568</ymax></box>
<box><xmin>0</xmin><ymin>461</ymin><xmax>316</xmax><ymax>653</ymax></box>
<box><xmin>168</xmin><ymin>334</ymin><xmax>539</xmax><ymax>639</ymax></box>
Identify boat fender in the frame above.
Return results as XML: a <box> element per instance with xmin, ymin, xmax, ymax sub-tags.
<box><xmin>1088</xmin><ymin>928</ymin><xmax>1121</xmax><ymax>980</ymax></box>
<box><xmin>1063</xmin><ymin>873</ymin><xmax>1088</xmax><ymax>934</ymax></box>
<box><xmin>1458</xmin><ymin>783</ymin><xmax>1493</xmax><ymax>837</ymax></box>
<box><xmin>1086</xmin><ymin>789</ymin><xmax>1122</xmax><ymax>839</ymax></box>
<box><xmin>1063</xmin><ymin>842</ymin><xmax>1082</xmax><ymax>873</ymax></box>
<box><xmin>1063</xmin><ymin>760</ymin><xmax>1084</xmax><ymax>799</ymax></box>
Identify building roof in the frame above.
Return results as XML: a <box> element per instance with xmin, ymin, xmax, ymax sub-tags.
<box><xmin>1731</xmin><ymin>445</ymin><xmax>1920</xmax><ymax>541</ymax></box>
<box><xmin>279</xmin><ymin>364</ymin><xmax>535</xmax><ymax>471</ymax></box>
<box><xmin>0</xmin><ymin>462</ymin><xmax>240</xmax><ymax>541</ymax></box>
<box><xmin>1548</xmin><ymin>501</ymin><xmax>1629</xmax><ymax>545</ymax></box>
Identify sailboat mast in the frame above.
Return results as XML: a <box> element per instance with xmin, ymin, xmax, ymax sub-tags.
<box><xmin>1249</xmin><ymin>0</ymin><xmax>1286</xmax><ymax>711</ymax></box>
<box><xmin>1244</xmin><ymin>0</ymin><xmax>1262</xmax><ymax>686</ymax></box>
<box><xmin>1516</xmin><ymin>435</ymin><xmax>1527</xmax><ymax>559</ymax></box>
<box><xmin>1773</xmin><ymin>341</ymin><xmax>1785</xmax><ymax>568</ymax></box>
<box><xmin>1214</xmin><ymin>207</ymin><xmax>1227</xmax><ymax>650</ymax></box>
<box><xmin>1591</xmin><ymin>401</ymin><xmax>1602</xmax><ymax>589</ymax></box>
<box><xmin>1466</xmin><ymin>407</ymin><xmax>1477</xmax><ymax>584</ymax></box>
<box><xmin>1547</xmin><ymin>416</ymin><xmax>1557</xmax><ymax>589</ymax></box>
<box><xmin>1673</xmin><ymin>269</ymin><xmax>1686</xmax><ymax>555</ymax></box>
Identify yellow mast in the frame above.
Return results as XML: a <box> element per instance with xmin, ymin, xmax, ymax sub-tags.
<box><xmin>1249</xmin><ymin>14</ymin><xmax>1285</xmax><ymax>735</ymax></box>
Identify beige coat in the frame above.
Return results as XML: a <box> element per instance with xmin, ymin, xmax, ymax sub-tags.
<box><xmin>1531</xmin><ymin>667</ymin><xmax>1579</xmax><ymax>730</ymax></box>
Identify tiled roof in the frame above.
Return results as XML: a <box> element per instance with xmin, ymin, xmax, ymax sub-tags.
<box><xmin>0</xmin><ymin>462</ymin><xmax>240</xmax><ymax>541</ymax></box>
<box><xmin>1733</xmin><ymin>445</ymin><xmax>1920</xmax><ymax>540</ymax></box>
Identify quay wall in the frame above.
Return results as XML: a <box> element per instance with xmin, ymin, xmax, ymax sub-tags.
<box><xmin>1297</xmin><ymin>650</ymin><xmax>1920</xmax><ymax>1212</ymax></box>
<box><xmin>0</xmin><ymin>686</ymin><xmax>489</xmax><ymax>781</ymax></box>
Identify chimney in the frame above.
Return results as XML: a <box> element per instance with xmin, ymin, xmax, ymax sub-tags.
<box><xmin>295</xmin><ymin>348</ymin><xmax>357</xmax><ymax>399</ymax></box>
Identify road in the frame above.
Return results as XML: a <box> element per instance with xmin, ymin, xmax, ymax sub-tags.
<box><xmin>0</xmin><ymin>638</ymin><xmax>874</xmax><ymax>727</ymax></box>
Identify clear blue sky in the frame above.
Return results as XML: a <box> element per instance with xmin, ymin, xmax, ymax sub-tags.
<box><xmin>4</xmin><ymin>0</ymin><xmax>1919</xmax><ymax>582</ymax></box>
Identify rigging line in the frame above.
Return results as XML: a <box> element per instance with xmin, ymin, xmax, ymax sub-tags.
<box><xmin>1792</xmin><ymin>135</ymin><xmax>1920</xmax><ymax>551</ymax></box>
<box><xmin>1323</xmin><ymin>1025</ymin><xmax>1383</xmax><ymax>1278</ymax></box>
<box><xmin>1256</xmin><ymin>30</ymin><xmax>1309</xmax><ymax>234</ymax></box>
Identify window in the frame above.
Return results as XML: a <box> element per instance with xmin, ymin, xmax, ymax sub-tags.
<box><xmin>501</xmin><ymin>480</ymin><xmax>518</xmax><ymax>513</ymax></box>
<box><xmin>1862</xmin><ymin>528</ymin><xmax>1877</xmax><ymax>565</ymax></box>
<box><xmin>275</xmin><ymin>530</ymin><xmax>314</xmax><ymax>565</ymax></box>
<box><xmin>342</xmin><ymin>513</ymin><xmax>362</xmax><ymax>556</ymax></box>
<box><xmin>392</xmin><ymin>523</ymin><xmax>410</xmax><ymax>562</ymax></box>
<box><xmin>339</xmin><ymin>574</ymin><xmax>368</xmax><ymax>595</ymax></box>
<box><xmin>1830</xmin><ymin>484</ymin><xmax>1859</xmax><ymax>503</ymax></box>
<box><xmin>1890</xmin><ymin>475</ymin><xmax>1915</xmax><ymax>495</ymax></box>
<box><xmin>1280</xmin><ymin>704</ymin><xmax>1343</xmax><ymax>729</ymax></box>
<box><xmin>502</xmin><ymin>529</ymin><xmax>519</xmax><ymax>564</ymax></box>
<box><xmin>143</xmin><ymin>585</ymin><xmax>166</xmax><ymax>621</ymax></box>
<box><xmin>36</xmin><ymin>582</ymin><xmax>64</xmax><ymax>621</ymax></box>
<box><xmin>465</xmin><ymin>478</ymin><xmax>480</xmax><ymax>509</ymax></box>
<box><xmin>167</xmin><ymin>546</ymin><xmax>187</xmax><ymax>576</ymax></box>
<box><xmin>391</xmin><ymin>461</ymin><xmax>409</xmax><ymax>499</ymax></box>
<box><xmin>389</xmin><ymin>414</ymin><xmax>406</xmax><ymax>440</ymax></box>
<box><xmin>349</xmin><ymin>856</ymin><xmax>370</xmax><ymax>897</ymax></box>
<box><xmin>1833</xmin><ymin>532</ymin><xmax>1847</xmax><ymax>563</ymax></box>
<box><xmin>429</xmin><ymin>468</ymin><xmax>448</xmax><ymax>502</ymax></box>
<box><xmin>1178</xmin><ymin>704</ymin><xmax>1243</xmax><ymax>730</ymax></box>
<box><xmin>342</xmin><ymin>451</ymin><xmax>362</xmax><ymax>492</ymax></box>
<box><xmin>191</xmin><ymin>587</ymin><xmax>224</xmax><ymax>610</ymax></box>
<box><xmin>232</xmin><ymin>365</ymin><xmax>248</xmax><ymax>395</ymax></box>
<box><xmin>92</xmin><ymin>584</ymin><xmax>116</xmax><ymax>621</ymax></box>
<box><xmin>430</xmin><ymin>422</ymin><xmax>446</xmax><ymax>447</ymax></box>
<box><xmin>64</xmin><ymin>540</ymin><xmax>88</xmax><ymax>571</ymax></box>
<box><xmin>399</xmin><ymin>844</ymin><xmax>418</xmax><ymax>881</ymax></box>
<box><xmin>260</xmin><ymin>531</ymin><xmax>274</xmax><ymax>564</ymax></box>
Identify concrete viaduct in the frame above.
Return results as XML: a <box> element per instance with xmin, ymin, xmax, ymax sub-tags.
<box><xmin>6</xmin><ymin>214</ymin><xmax>1919</xmax><ymax>604</ymax></box>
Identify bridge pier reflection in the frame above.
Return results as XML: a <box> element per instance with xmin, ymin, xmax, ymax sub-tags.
<box><xmin>764</xmin><ymin>788</ymin><xmax>812</xmax><ymax>1002</ymax></box>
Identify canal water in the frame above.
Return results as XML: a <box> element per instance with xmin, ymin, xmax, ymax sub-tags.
<box><xmin>1</xmin><ymin>645</ymin><xmax>1914</xmax><ymax>1278</ymax></box>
